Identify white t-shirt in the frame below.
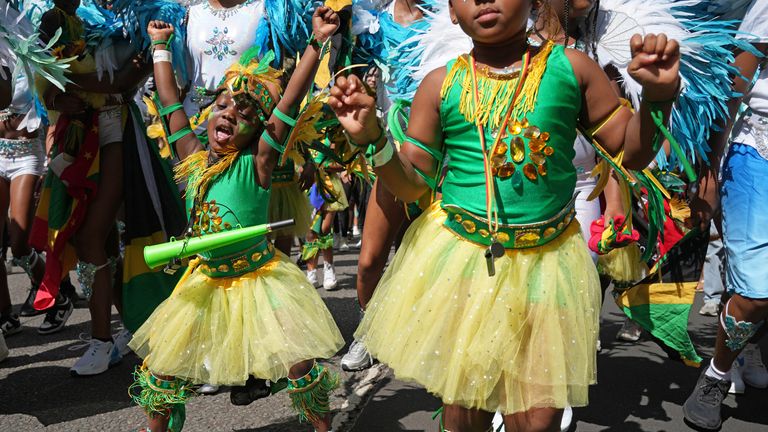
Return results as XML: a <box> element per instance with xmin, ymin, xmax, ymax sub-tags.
<box><xmin>183</xmin><ymin>0</ymin><xmax>264</xmax><ymax>116</ymax></box>
<box><xmin>732</xmin><ymin>0</ymin><xmax>768</xmax><ymax>158</ymax></box>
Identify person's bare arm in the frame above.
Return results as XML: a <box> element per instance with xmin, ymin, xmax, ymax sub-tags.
<box><xmin>255</xmin><ymin>6</ymin><xmax>340</xmax><ymax>188</ymax></box>
<box><xmin>329</xmin><ymin>68</ymin><xmax>444</xmax><ymax>204</ymax></box>
<box><xmin>148</xmin><ymin>21</ymin><xmax>202</xmax><ymax>160</ymax></box>
<box><xmin>66</xmin><ymin>56</ymin><xmax>152</xmax><ymax>94</ymax></box>
<box><xmin>567</xmin><ymin>34</ymin><xmax>681</xmax><ymax>170</ymax></box>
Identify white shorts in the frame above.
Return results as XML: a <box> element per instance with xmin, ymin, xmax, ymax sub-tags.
<box><xmin>0</xmin><ymin>136</ymin><xmax>45</xmax><ymax>180</ymax></box>
<box><xmin>99</xmin><ymin>106</ymin><xmax>123</xmax><ymax>147</ymax></box>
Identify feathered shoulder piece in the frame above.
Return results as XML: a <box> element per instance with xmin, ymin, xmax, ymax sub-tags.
<box><xmin>1</xmin><ymin>0</ymin><xmax>72</xmax><ymax>130</ymax></box>
<box><xmin>109</xmin><ymin>0</ymin><xmax>189</xmax><ymax>83</ymax></box>
<box><xmin>254</xmin><ymin>0</ymin><xmax>315</xmax><ymax>67</ymax></box>
<box><xmin>592</xmin><ymin>0</ymin><xmax>760</xmax><ymax>171</ymax></box>
<box><xmin>404</xmin><ymin>0</ymin><xmax>472</xmax><ymax>86</ymax></box>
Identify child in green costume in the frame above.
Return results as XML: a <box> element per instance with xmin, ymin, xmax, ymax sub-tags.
<box><xmin>330</xmin><ymin>0</ymin><xmax>681</xmax><ymax>430</ymax></box>
<box><xmin>127</xmin><ymin>8</ymin><xmax>344</xmax><ymax>432</ymax></box>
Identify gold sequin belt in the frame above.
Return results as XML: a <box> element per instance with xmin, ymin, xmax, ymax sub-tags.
<box><xmin>442</xmin><ymin>195</ymin><xmax>577</xmax><ymax>249</ymax></box>
<box><xmin>197</xmin><ymin>239</ymin><xmax>276</xmax><ymax>278</ymax></box>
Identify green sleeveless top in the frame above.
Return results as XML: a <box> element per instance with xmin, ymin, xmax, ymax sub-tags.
<box><xmin>439</xmin><ymin>45</ymin><xmax>581</xmax><ymax>224</ymax></box>
<box><xmin>186</xmin><ymin>147</ymin><xmax>271</xmax><ymax>262</ymax></box>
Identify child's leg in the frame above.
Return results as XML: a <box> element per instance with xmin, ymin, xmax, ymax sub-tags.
<box><xmin>131</xmin><ymin>369</ymin><xmax>189</xmax><ymax>432</ymax></box>
<box><xmin>503</xmin><ymin>407</ymin><xmax>563</xmax><ymax>432</ymax></box>
<box><xmin>288</xmin><ymin>360</ymin><xmax>338</xmax><ymax>432</ymax></box>
<box><xmin>320</xmin><ymin>211</ymin><xmax>335</xmax><ymax>265</ymax></box>
<box><xmin>357</xmin><ymin>181</ymin><xmax>405</xmax><ymax>308</ymax></box>
<box><xmin>306</xmin><ymin>229</ymin><xmax>319</xmax><ymax>271</ymax></box>
<box><xmin>441</xmin><ymin>404</ymin><xmax>494</xmax><ymax>432</ymax></box>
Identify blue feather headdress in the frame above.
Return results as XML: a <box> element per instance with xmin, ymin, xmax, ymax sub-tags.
<box><xmin>254</xmin><ymin>0</ymin><xmax>317</xmax><ymax>67</ymax></box>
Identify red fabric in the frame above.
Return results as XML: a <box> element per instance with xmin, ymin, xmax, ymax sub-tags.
<box><xmin>31</xmin><ymin>113</ymin><xmax>100</xmax><ymax>310</ymax></box>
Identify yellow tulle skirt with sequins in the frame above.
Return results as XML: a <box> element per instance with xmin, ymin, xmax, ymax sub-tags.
<box><xmin>129</xmin><ymin>252</ymin><xmax>344</xmax><ymax>386</ymax></box>
<box><xmin>269</xmin><ymin>181</ymin><xmax>312</xmax><ymax>238</ymax></box>
<box><xmin>356</xmin><ymin>202</ymin><xmax>601</xmax><ymax>414</ymax></box>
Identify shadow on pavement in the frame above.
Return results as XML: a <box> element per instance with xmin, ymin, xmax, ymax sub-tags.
<box><xmin>0</xmin><ymin>358</ymin><xmax>140</xmax><ymax>425</ymax></box>
<box><xmin>351</xmin><ymin>376</ymin><xmax>441</xmax><ymax>432</ymax></box>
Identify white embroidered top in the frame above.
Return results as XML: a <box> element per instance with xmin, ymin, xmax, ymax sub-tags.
<box><xmin>183</xmin><ymin>0</ymin><xmax>265</xmax><ymax>116</ymax></box>
<box><xmin>732</xmin><ymin>0</ymin><xmax>768</xmax><ymax>160</ymax></box>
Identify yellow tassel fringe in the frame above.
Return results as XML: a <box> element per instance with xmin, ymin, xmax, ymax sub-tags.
<box><xmin>441</xmin><ymin>41</ymin><xmax>554</xmax><ymax>130</ymax></box>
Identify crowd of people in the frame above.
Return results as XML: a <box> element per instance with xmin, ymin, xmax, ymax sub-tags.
<box><xmin>0</xmin><ymin>0</ymin><xmax>767</xmax><ymax>431</ymax></box>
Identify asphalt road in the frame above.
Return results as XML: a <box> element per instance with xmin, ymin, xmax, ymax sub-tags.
<box><xmin>1</xmin><ymin>245</ymin><xmax>766</xmax><ymax>432</ymax></box>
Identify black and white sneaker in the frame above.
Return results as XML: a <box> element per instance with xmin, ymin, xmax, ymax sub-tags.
<box><xmin>0</xmin><ymin>312</ymin><xmax>21</xmax><ymax>336</ymax></box>
<box><xmin>37</xmin><ymin>297</ymin><xmax>74</xmax><ymax>335</ymax></box>
<box><xmin>19</xmin><ymin>285</ymin><xmax>44</xmax><ymax>317</ymax></box>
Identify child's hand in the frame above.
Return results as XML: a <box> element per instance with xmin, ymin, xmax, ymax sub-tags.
<box><xmin>312</xmin><ymin>6</ymin><xmax>340</xmax><ymax>42</ymax></box>
<box><xmin>628</xmin><ymin>33</ymin><xmax>681</xmax><ymax>101</ymax></box>
<box><xmin>147</xmin><ymin>20</ymin><xmax>174</xmax><ymax>43</ymax></box>
<box><xmin>329</xmin><ymin>75</ymin><xmax>380</xmax><ymax>145</ymax></box>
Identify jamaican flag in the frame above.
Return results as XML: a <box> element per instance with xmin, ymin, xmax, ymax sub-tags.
<box><xmin>121</xmin><ymin>104</ymin><xmax>187</xmax><ymax>333</ymax></box>
<box><xmin>31</xmin><ymin>112</ymin><xmax>101</xmax><ymax>310</ymax></box>
<box><xmin>614</xmin><ymin>203</ymin><xmax>708</xmax><ymax>367</ymax></box>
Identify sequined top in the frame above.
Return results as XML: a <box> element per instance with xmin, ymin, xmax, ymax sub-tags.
<box><xmin>439</xmin><ymin>44</ymin><xmax>581</xmax><ymax>224</ymax></box>
<box><xmin>183</xmin><ymin>0</ymin><xmax>265</xmax><ymax>116</ymax></box>
<box><xmin>186</xmin><ymin>147</ymin><xmax>270</xmax><ymax>259</ymax></box>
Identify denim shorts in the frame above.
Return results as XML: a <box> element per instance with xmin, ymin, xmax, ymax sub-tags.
<box><xmin>721</xmin><ymin>144</ymin><xmax>768</xmax><ymax>299</ymax></box>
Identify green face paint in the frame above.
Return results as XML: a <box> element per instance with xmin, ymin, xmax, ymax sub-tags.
<box><xmin>238</xmin><ymin>121</ymin><xmax>255</xmax><ymax>137</ymax></box>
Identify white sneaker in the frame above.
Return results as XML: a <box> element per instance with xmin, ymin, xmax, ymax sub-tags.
<box><xmin>113</xmin><ymin>329</ymin><xmax>133</xmax><ymax>356</ymax></box>
<box><xmin>354</xmin><ymin>239</ymin><xmax>362</xmax><ymax>248</ymax></box>
<box><xmin>560</xmin><ymin>405</ymin><xmax>573</xmax><ymax>431</ymax></box>
<box><xmin>730</xmin><ymin>359</ymin><xmax>746</xmax><ymax>394</ymax></box>
<box><xmin>341</xmin><ymin>339</ymin><xmax>373</xmax><ymax>371</ymax></box>
<box><xmin>323</xmin><ymin>262</ymin><xmax>338</xmax><ymax>291</ymax></box>
<box><xmin>739</xmin><ymin>343</ymin><xmax>768</xmax><ymax>388</ymax></box>
<box><xmin>70</xmin><ymin>339</ymin><xmax>121</xmax><ymax>376</ymax></box>
<box><xmin>198</xmin><ymin>383</ymin><xmax>220</xmax><ymax>395</ymax></box>
<box><xmin>492</xmin><ymin>411</ymin><xmax>504</xmax><ymax>431</ymax></box>
<box><xmin>699</xmin><ymin>301</ymin><xmax>719</xmax><ymax>317</ymax></box>
<box><xmin>307</xmin><ymin>269</ymin><xmax>320</xmax><ymax>288</ymax></box>
<box><xmin>0</xmin><ymin>333</ymin><xmax>8</xmax><ymax>363</ymax></box>
<box><xmin>352</xmin><ymin>226</ymin><xmax>360</xmax><ymax>237</ymax></box>
<box><xmin>339</xmin><ymin>237</ymin><xmax>350</xmax><ymax>251</ymax></box>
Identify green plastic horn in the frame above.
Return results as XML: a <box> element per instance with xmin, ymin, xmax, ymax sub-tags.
<box><xmin>144</xmin><ymin>219</ymin><xmax>295</xmax><ymax>269</ymax></box>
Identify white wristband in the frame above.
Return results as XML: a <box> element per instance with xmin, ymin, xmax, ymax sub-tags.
<box><xmin>152</xmin><ymin>50</ymin><xmax>172</xmax><ymax>64</ymax></box>
<box><xmin>370</xmin><ymin>141</ymin><xmax>395</xmax><ymax>167</ymax></box>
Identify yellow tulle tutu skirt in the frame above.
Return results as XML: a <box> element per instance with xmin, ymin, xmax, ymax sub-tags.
<box><xmin>597</xmin><ymin>244</ymin><xmax>648</xmax><ymax>288</ymax></box>
<box><xmin>129</xmin><ymin>252</ymin><xmax>344</xmax><ymax>385</ymax></box>
<box><xmin>356</xmin><ymin>202</ymin><xmax>601</xmax><ymax>414</ymax></box>
<box><xmin>269</xmin><ymin>181</ymin><xmax>312</xmax><ymax>238</ymax></box>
